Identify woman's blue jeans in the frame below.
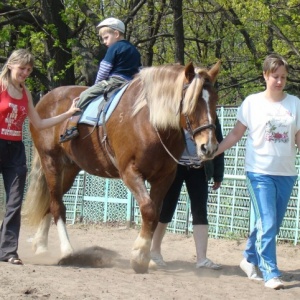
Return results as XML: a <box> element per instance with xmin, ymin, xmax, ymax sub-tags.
<box><xmin>244</xmin><ymin>172</ymin><xmax>297</xmax><ymax>281</ymax></box>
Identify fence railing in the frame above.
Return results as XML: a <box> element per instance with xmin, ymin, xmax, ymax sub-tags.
<box><xmin>1</xmin><ymin>107</ymin><xmax>299</xmax><ymax>244</ymax></box>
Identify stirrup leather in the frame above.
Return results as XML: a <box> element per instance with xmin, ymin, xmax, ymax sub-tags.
<box><xmin>59</xmin><ymin>127</ymin><xmax>79</xmax><ymax>143</ymax></box>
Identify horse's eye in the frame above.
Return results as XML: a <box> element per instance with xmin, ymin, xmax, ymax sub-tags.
<box><xmin>203</xmin><ymin>79</ymin><xmax>212</xmax><ymax>88</ymax></box>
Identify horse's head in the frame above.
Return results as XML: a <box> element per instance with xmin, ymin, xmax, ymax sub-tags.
<box><xmin>131</xmin><ymin>62</ymin><xmax>220</xmax><ymax>161</ymax></box>
<box><xmin>180</xmin><ymin>61</ymin><xmax>221</xmax><ymax>161</ymax></box>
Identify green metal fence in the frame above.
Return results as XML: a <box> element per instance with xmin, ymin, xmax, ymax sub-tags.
<box><xmin>1</xmin><ymin>107</ymin><xmax>299</xmax><ymax>244</ymax></box>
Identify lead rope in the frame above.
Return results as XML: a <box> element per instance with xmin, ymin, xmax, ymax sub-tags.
<box><xmin>154</xmin><ymin>126</ymin><xmax>183</xmax><ymax>165</ymax></box>
<box><xmin>154</xmin><ymin>126</ymin><xmax>202</xmax><ymax>167</ymax></box>
<box><xmin>155</xmin><ymin>83</ymin><xmax>202</xmax><ymax>167</ymax></box>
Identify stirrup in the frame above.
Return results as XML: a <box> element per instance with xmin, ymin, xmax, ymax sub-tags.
<box><xmin>59</xmin><ymin>127</ymin><xmax>79</xmax><ymax>143</ymax></box>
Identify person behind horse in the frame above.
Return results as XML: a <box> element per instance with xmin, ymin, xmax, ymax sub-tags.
<box><xmin>60</xmin><ymin>17</ymin><xmax>142</xmax><ymax>143</ymax></box>
<box><xmin>215</xmin><ymin>53</ymin><xmax>300</xmax><ymax>290</ymax></box>
<box><xmin>0</xmin><ymin>49</ymin><xmax>79</xmax><ymax>265</ymax></box>
<box><xmin>150</xmin><ymin>116</ymin><xmax>224</xmax><ymax>270</ymax></box>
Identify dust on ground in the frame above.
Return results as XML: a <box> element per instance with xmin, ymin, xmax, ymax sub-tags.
<box><xmin>0</xmin><ymin>221</ymin><xmax>299</xmax><ymax>300</ymax></box>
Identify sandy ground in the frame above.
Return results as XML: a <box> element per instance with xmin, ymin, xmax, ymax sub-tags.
<box><xmin>0</xmin><ymin>221</ymin><xmax>299</xmax><ymax>300</ymax></box>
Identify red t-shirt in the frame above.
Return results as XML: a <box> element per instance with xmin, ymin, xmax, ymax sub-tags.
<box><xmin>0</xmin><ymin>87</ymin><xmax>28</xmax><ymax>141</ymax></box>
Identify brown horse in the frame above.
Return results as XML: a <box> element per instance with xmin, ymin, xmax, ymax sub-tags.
<box><xmin>24</xmin><ymin>61</ymin><xmax>221</xmax><ymax>273</ymax></box>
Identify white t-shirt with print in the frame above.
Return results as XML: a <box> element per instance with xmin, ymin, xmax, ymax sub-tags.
<box><xmin>237</xmin><ymin>92</ymin><xmax>300</xmax><ymax>175</ymax></box>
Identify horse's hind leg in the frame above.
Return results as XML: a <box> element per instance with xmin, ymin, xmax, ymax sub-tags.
<box><xmin>32</xmin><ymin>177</ymin><xmax>77</xmax><ymax>256</ymax></box>
<box><xmin>42</xmin><ymin>160</ymin><xmax>80</xmax><ymax>257</ymax></box>
<box><xmin>53</xmin><ymin>167</ymin><xmax>81</xmax><ymax>257</ymax></box>
<box><xmin>24</xmin><ymin>154</ymin><xmax>53</xmax><ymax>255</ymax></box>
<box><xmin>56</xmin><ymin>213</ymin><xmax>73</xmax><ymax>256</ymax></box>
<box><xmin>32</xmin><ymin>213</ymin><xmax>51</xmax><ymax>254</ymax></box>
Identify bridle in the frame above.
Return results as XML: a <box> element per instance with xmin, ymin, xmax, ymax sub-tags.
<box><xmin>184</xmin><ymin>113</ymin><xmax>216</xmax><ymax>140</ymax></box>
<box><xmin>155</xmin><ymin>82</ymin><xmax>216</xmax><ymax>165</ymax></box>
<box><xmin>181</xmin><ymin>83</ymin><xmax>216</xmax><ymax>140</ymax></box>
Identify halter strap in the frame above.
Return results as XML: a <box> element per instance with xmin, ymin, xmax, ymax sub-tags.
<box><xmin>184</xmin><ymin>113</ymin><xmax>216</xmax><ymax>139</ymax></box>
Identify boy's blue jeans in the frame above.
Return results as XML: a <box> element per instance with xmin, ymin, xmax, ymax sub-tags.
<box><xmin>245</xmin><ymin>172</ymin><xmax>297</xmax><ymax>281</ymax></box>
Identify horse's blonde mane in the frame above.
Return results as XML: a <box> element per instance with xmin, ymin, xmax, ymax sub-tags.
<box><xmin>132</xmin><ymin>65</ymin><xmax>185</xmax><ymax>129</ymax></box>
<box><xmin>132</xmin><ymin>65</ymin><xmax>208</xmax><ymax>129</ymax></box>
<box><xmin>182</xmin><ymin>68</ymin><xmax>208</xmax><ymax>115</ymax></box>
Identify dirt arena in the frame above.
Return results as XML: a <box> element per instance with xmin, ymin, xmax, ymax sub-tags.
<box><xmin>0</xmin><ymin>221</ymin><xmax>299</xmax><ymax>300</ymax></box>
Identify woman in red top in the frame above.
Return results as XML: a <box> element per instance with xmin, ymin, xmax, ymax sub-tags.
<box><xmin>0</xmin><ymin>49</ymin><xmax>79</xmax><ymax>265</ymax></box>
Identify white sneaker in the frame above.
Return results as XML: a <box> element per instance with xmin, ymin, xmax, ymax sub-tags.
<box><xmin>265</xmin><ymin>277</ymin><xmax>284</xmax><ymax>290</ymax></box>
<box><xmin>239</xmin><ymin>258</ymin><xmax>263</xmax><ymax>281</ymax></box>
<box><xmin>150</xmin><ymin>252</ymin><xmax>167</xmax><ymax>267</ymax></box>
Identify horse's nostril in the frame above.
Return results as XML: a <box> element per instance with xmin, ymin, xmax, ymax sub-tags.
<box><xmin>201</xmin><ymin>144</ymin><xmax>207</xmax><ymax>153</ymax></box>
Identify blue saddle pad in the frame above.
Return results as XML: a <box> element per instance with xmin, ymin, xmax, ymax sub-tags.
<box><xmin>79</xmin><ymin>84</ymin><xmax>129</xmax><ymax>126</ymax></box>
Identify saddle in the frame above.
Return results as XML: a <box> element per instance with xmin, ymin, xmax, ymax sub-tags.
<box><xmin>79</xmin><ymin>83</ymin><xmax>129</xmax><ymax>126</ymax></box>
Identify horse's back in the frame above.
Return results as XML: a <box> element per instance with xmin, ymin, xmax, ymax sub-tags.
<box><xmin>30</xmin><ymin>86</ymin><xmax>87</xmax><ymax>154</ymax></box>
<box><xmin>36</xmin><ymin>86</ymin><xmax>87</xmax><ymax>117</ymax></box>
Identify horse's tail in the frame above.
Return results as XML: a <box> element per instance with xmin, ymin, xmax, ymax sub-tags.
<box><xmin>23</xmin><ymin>150</ymin><xmax>50</xmax><ymax>226</ymax></box>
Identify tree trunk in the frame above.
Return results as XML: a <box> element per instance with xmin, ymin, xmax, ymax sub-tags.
<box><xmin>41</xmin><ymin>0</ymin><xmax>75</xmax><ymax>89</ymax></box>
<box><xmin>171</xmin><ymin>0</ymin><xmax>184</xmax><ymax>65</ymax></box>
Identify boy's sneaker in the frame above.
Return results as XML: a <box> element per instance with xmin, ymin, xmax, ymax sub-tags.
<box><xmin>239</xmin><ymin>258</ymin><xmax>263</xmax><ymax>281</ymax></box>
<box><xmin>265</xmin><ymin>277</ymin><xmax>284</xmax><ymax>290</ymax></box>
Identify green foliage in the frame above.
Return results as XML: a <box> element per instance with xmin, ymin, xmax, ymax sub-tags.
<box><xmin>46</xmin><ymin>59</ymin><xmax>56</xmax><ymax>70</ymax></box>
<box><xmin>30</xmin><ymin>32</ymin><xmax>47</xmax><ymax>52</ymax></box>
<box><xmin>1</xmin><ymin>0</ymin><xmax>300</xmax><ymax>103</ymax></box>
<box><xmin>0</xmin><ymin>27</ymin><xmax>11</xmax><ymax>44</ymax></box>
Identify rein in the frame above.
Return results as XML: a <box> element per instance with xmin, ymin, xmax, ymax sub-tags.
<box><xmin>154</xmin><ymin>126</ymin><xmax>184</xmax><ymax>166</ymax></box>
<box><xmin>154</xmin><ymin>126</ymin><xmax>204</xmax><ymax>168</ymax></box>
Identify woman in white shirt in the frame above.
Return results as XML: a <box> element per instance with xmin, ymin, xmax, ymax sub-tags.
<box><xmin>215</xmin><ymin>53</ymin><xmax>300</xmax><ymax>290</ymax></box>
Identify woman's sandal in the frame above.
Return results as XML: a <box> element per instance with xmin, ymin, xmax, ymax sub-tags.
<box><xmin>8</xmin><ymin>257</ymin><xmax>23</xmax><ymax>265</ymax></box>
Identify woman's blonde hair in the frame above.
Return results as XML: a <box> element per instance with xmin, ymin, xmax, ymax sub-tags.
<box><xmin>263</xmin><ymin>53</ymin><xmax>288</xmax><ymax>75</ymax></box>
<box><xmin>0</xmin><ymin>49</ymin><xmax>34</xmax><ymax>91</ymax></box>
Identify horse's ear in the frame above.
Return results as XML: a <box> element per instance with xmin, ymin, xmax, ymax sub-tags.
<box><xmin>184</xmin><ymin>62</ymin><xmax>195</xmax><ymax>83</ymax></box>
<box><xmin>208</xmin><ymin>60</ymin><xmax>221</xmax><ymax>84</ymax></box>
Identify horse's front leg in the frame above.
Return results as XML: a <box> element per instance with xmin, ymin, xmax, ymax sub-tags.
<box><xmin>121</xmin><ymin>175</ymin><xmax>154</xmax><ymax>273</ymax></box>
<box><xmin>131</xmin><ymin>192</ymin><xmax>155</xmax><ymax>273</ymax></box>
<box><xmin>123</xmin><ymin>173</ymin><xmax>172</xmax><ymax>273</ymax></box>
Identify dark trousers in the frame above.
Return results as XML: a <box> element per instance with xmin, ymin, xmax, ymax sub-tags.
<box><xmin>159</xmin><ymin>165</ymin><xmax>208</xmax><ymax>225</ymax></box>
<box><xmin>0</xmin><ymin>139</ymin><xmax>27</xmax><ymax>260</ymax></box>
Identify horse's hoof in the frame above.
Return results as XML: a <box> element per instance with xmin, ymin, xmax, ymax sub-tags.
<box><xmin>131</xmin><ymin>248</ymin><xmax>150</xmax><ymax>273</ymax></box>
<box><xmin>61</xmin><ymin>247</ymin><xmax>73</xmax><ymax>257</ymax></box>
<box><xmin>35</xmin><ymin>247</ymin><xmax>48</xmax><ymax>255</ymax></box>
<box><xmin>130</xmin><ymin>259</ymin><xmax>149</xmax><ymax>274</ymax></box>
